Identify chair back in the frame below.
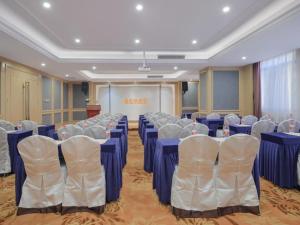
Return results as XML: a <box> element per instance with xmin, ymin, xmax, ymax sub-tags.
<box><xmin>176</xmin><ymin>118</ymin><xmax>193</xmax><ymax>128</ymax></box>
<box><xmin>241</xmin><ymin>115</ymin><xmax>258</xmax><ymax>126</ymax></box>
<box><xmin>61</xmin><ymin>135</ymin><xmax>106</xmax><ymax>208</ymax></box>
<box><xmin>58</xmin><ymin>124</ymin><xmax>83</xmax><ymax>140</ymax></box>
<box><xmin>171</xmin><ymin>135</ymin><xmax>219</xmax><ymax>211</ymax></box>
<box><xmin>207</xmin><ymin>113</ymin><xmax>221</xmax><ymax>120</ymax></box>
<box><xmin>277</xmin><ymin>119</ymin><xmax>300</xmax><ymax>133</ymax></box>
<box><xmin>0</xmin><ymin>127</ymin><xmax>11</xmax><ymax>174</ymax></box>
<box><xmin>226</xmin><ymin>115</ymin><xmax>240</xmax><ymax>125</ymax></box>
<box><xmin>84</xmin><ymin>125</ymin><xmax>107</xmax><ymax>139</ymax></box>
<box><xmin>251</xmin><ymin>120</ymin><xmax>275</xmax><ymax>139</ymax></box>
<box><xmin>0</xmin><ymin>120</ymin><xmax>15</xmax><ymax>131</ymax></box>
<box><xmin>17</xmin><ymin>135</ymin><xmax>64</xmax><ymax>208</ymax></box>
<box><xmin>216</xmin><ymin>134</ymin><xmax>259</xmax><ymax>207</ymax></box>
<box><xmin>21</xmin><ymin>120</ymin><xmax>38</xmax><ymax>134</ymax></box>
<box><xmin>158</xmin><ymin>124</ymin><xmax>182</xmax><ymax>139</ymax></box>
<box><xmin>180</xmin><ymin>123</ymin><xmax>209</xmax><ymax>138</ymax></box>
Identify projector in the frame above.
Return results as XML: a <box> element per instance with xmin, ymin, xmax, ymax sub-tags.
<box><xmin>138</xmin><ymin>65</ymin><xmax>151</xmax><ymax>72</ymax></box>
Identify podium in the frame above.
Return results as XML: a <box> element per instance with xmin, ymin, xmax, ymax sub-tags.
<box><xmin>86</xmin><ymin>104</ymin><xmax>101</xmax><ymax>118</ymax></box>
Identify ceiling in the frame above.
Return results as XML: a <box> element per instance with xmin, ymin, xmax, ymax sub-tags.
<box><xmin>0</xmin><ymin>0</ymin><xmax>300</xmax><ymax>81</ymax></box>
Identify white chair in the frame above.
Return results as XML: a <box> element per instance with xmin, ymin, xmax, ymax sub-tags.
<box><xmin>0</xmin><ymin>120</ymin><xmax>15</xmax><ymax>131</ymax></box>
<box><xmin>21</xmin><ymin>120</ymin><xmax>38</xmax><ymax>134</ymax></box>
<box><xmin>57</xmin><ymin>124</ymin><xmax>83</xmax><ymax>140</ymax></box>
<box><xmin>61</xmin><ymin>135</ymin><xmax>106</xmax><ymax>214</ymax></box>
<box><xmin>251</xmin><ymin>120</ymin><xmax>276</xmax><ymax>140</ymax></box>
<box><xmin>176</xmin><ymin>118</ymin><xmax>193</xmax><ymax>128</ymax></box>
<box><xmin>277</xmin><ymin>119</ymin><xmax>300</xmax><ymax>133</ymax></box>
<box><xmin>156</xmin><ymin>117</ymin><xmax>169</xmax><ymax>128</ymax></box>
<box><xmin>0</xmin><ymin>128</ymin><xmax>11</xmax><ymax>174</ymax></box>
<box><xmin>224</xmin><ymin>114</ymin><xmax>239</xmax><ymax>123</ymax></box>
<box><xmin>226</xmin><ymin>115</ymin><xmax>240</xmax><ymax>125</ymax></box>
<box><xmin>241</xmin><ymin>115</ymin><xmax>258</xmax><ymax>126</ymax></box>
<box><xmin>207</xmin><ymin>113</ymin><xmax>221</xmax><ymax>120</ymax></box>
<box><xmin>180</xmin><ymin>123</ymin><xmax>209</xmax><ymax>138</ymax></box>
<box><xmin>216</xmin><ymin>134</ymin><xmax>260</xmax><ymax>214</ymax></box>
<box><xmin>84</xmin><ymin>125</ymin><xmax>107</xmax><ymax>139</ymax></box>
<box><xmin>171</xmin><ymin>135</ymin><xmax>219</xmax><ymax>216</ymax></box>
<box><xmin>260</xmin><ymin>114</ymin><xmax>271</xmax><ymax>121</ymax></box>
<box><xmin>17</xmin><ymin>135</ymin><xmax>64</xmax><ymax>213</ymax></box>
<box><xmin>158</xmin><ymin>124</ymin><xmax>182</xmax><ymax>139</ymax></box>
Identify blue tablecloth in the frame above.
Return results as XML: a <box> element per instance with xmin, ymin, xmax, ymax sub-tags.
<box><xmin>15</xmin><ymin>138</ymin><xmax>122</xmax><ymax>205</ymax></box>
<box><xmin>259</xmin><ymin>132</ymin><xmax>300</xmax><ymax>188</ymax></box>
<box><xmin>197</xmin><ymin>118</ymin><xmax>224</xmax><ymax>137</ymax></box>
<box><xmin>144</xmin><ymin>128</ymin><xmax>158</xmax><ymax>172</ymax></box>
<box><xmin>229</xmin><ymin>125</ymin><xmax>252</xmax><ymax>135</ymax></box>
<box><xmin>141</xmin><ymin>120</ymin><xmax>150</xmax><ymax>144</ymax></box>
<box><xmin>153</xmin><ymin>138</ymin><xmax>260</xmax><ymax>204</ymax></box>
<box><xmin>7</xmin><ymin>130</ymin><xmax>33</xmax><ymax>173</ymax></box>
<box><xmin>139</xmin><ymin>115</ymin><xmax>145</xmax><ymax>137</ymax></box>
<box><xmin>38</xmin><ymin>124</ymin><xmax>55</xmax><ymax>137</ymax></box>
<box><xmin>116</xmin><ymin>124</ymin><xmax>128</xmax><ymax>165</ymax></box>
<box><xmin>111</xmin><ymin>129</ymin><xmax>127</xmax><ymax>167</ymax></box>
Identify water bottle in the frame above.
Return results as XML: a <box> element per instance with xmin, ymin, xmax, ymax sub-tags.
<box><xmin>61</xmin><ymin>131</ymin><xmax>66</xmax><ymax>140</ymax></box>
<box><xmin>106</xmin><ymin>127</ymin><xmax>111</xmax><ymax>139</ymax></box>
<box><xmin>16</xmin><ymin>121</ymin><xmax>22</xmax><ymax>130</ymax></box>
<box><xmin>192</xmin><ymin>122</ymin><xmax>197</xmax><ymax>135</ymax></box>
<box><xmin>223</xmin><ymin>122</ymin><xmax>229</xmax><ymax>137</ymax></box>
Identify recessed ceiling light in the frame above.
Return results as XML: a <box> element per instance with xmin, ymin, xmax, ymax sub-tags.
<box><xmin>134</xmin><ymin>39</ymin><xmax>141</xmax><ymax>44</ymax></box>
<box><xmin>174</xmin><ymin>66</ymin><xmax>178</xmax><ymax>70</ymax></box>
<box><xmin>43</xmin><ymin>2</ymin><xmax>51</xmax><ymax>9</ymax></box>
<box><xmin>242</xmin><ymin>56</ymin><xmax>247</xmax><ymax>60</ymax></box>
<box><xmin>222</xmin><ymin>6</ymin><xmax>231</xmax><ymax>13</ymax></box>
<box><xmin>192</xmin><ymin>39</ymin><xmax>197</xmax><ymax>45</ymax></box>
<box><xmin>92</xmin><ymin>66</ymin><xmax>97</xmax><ymax>70</ymax></box>
<box><xmin>136</xmin><ymin>4</ymin><xmax>143</xmax><ymax>11</ymax></box>
<box><xmin>65</xmin><ymin>74</ymin><xmax>70</xmax><ymax>77</ymax></box>
<box><xmin>74</xmin><ymin>38</ymin><xmax>81</xmax><ymax>44</ymax></box>
<box><xmin>41</xmin><ymin>63</ymin><xmax>46</xmax><ymax>67</ymax></box>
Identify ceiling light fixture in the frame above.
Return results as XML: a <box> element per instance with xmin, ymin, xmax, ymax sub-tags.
<box><xmin>192</xmin><ymin>39</ymin><xmax>197</xmax><ymax>45</ymax></box>
<box><xmin>135</xmin><ymin>39</ymin><xmax>140</xmax><ymax>44</ymax></box>
<box><xmin>43</xmin><ymin>2</ymin><xmax>51</xmax><ymax>9</ymax></box>
<box><xmin>242</xmin><ymin>56</ymin><xmax>247</xmax><ymax>60</ymax></box>
<box><xmin>92</xmin><ymin>66</ymin><xmax>97</xmax><ymax>70</ymax></box>
<box><xmin>174</xmin><ymin>66</ymin><xmax>178</xmax><ymax>70</ymax></box>
<box><xmin>222</xmin><ymin>6</ymin><xmax>231</xmax><ymax>13</ymax></box>
<box><xmin>136</xmin><ymin>4</ymin><xmax>143</xmax><ymax>11</ymax></box>
<box><xmin>74</xmin><ymin>38</ymin><xmax>81</xmax><ymax>44</ymax></box>
<box><xmin>41</xmin><ymin>63</ymin><xmax>46</xmax><ymax>67</ymax></box>
<box><xmin>65</xmin><ymin>74</ymin><xmax>70</xmax><ymax>77</ymax></box>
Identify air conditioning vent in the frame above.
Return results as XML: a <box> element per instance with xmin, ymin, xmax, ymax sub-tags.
<box><xmin>157</xmin><ymin>55</ymin><xmax>185</xmax><ymax>59</ymax></box>
<box><xmin>147</xmin><ymin>75</ymin><xmax>164</xmax><ymax>79</ymax></box>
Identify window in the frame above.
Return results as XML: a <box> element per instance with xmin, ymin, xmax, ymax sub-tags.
<box><xmin>260</xmin><ymin>51</ymin><xmax>300</xmax><ymax>122</ymax></box>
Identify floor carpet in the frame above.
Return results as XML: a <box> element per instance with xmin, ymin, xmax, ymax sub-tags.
<box><xmin>1</xmin><ymin>130</ymin><xmax>300</xmax><ymax>225</ymax></box>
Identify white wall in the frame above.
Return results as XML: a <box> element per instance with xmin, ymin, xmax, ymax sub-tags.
<box><xmin>96</xmin><ymin>84</ymin><xmax>175</xmax><ymax>120</ymax></box>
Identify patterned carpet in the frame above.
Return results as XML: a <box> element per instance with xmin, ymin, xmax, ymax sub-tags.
<box><xmin>1</xmin><ymin>130</ymin><xmax>300</xmax><ymax>225</ymax></box>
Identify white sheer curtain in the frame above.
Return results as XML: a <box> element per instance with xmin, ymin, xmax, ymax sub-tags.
<box><xmin>261</xmin><ymin>50</ymin><xmax>300</xmax><ymax>122</ymax></box>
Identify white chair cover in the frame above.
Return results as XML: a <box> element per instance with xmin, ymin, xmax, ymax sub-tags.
<box><xmin>84</xmin><ymin>125</ymin><xmax>107</xmax><ymax>139</ymax></box>
<box><xmin>241</xmin><ymin>115</ymin><xmax>258</xmax><ymax>125</ymax></box>
<box><xmin>216</xmin><ymin>134</ymin><xmax>259</xmax><ymax>209</ymax></box>
<box><xmin>57</xmin><ymin>124</ymin><xmax>83</xmax><ymax>140</ymax></box>
<box><xmin>277</xmin><ymin>119</ymin><xmax>300</xmax><ymax>133</ymax></box>
<box><xmin>156</xmin><ymin>117</ymin><xmax>169</xmax><ymax>128</ymax></box>
<box><xmin>180</xmin><ymin>123</ymin><xmax>209</xmax><ymax>138</ymax></box>
<box><xmin>0</xmin><ymin>128</ymin><xmax>11</xmax><ymax>174</ymax></box>
<box><xmin>0</xmin><ymin>120</ymin><xmax>15</xmax><ymax>131</ymax></box>
<box><xmin>171</xmin><ymin>135</ymin><xmax>219</xmax><ymax>212</ymax></box>
<box><xmin>207</xmin><ymin>113</ymin><xmax>221</xmax><ymax>120</ymax></box>
<box><xmin>61</xmin><ymin>136</ymin><xmax>106</xmax><ymax>209</ymax></box>
<box><xmin>226</xmin><ymin>116</ymin><xmax>241</xmax><ymax>125</ymax></box>
<box><xmin>21</xmin><ymin>120</ymin><xmax>38</xmax><ymax>134</ymax></box>
<box><xmin>251</xmin><ymin>120</ymin><xmax>276</xmax><ymax>140</ymax></box>
<box><xmin>17</xmin><ymin>135</ymin><xmax>64</xmax><ymax>209</ymax></box>
<box><xmin>260</xmin><ymin>114</ymin><xmax>271</xmax><ymax>121</ymax></box>
<box><xmin>224</xmin><ymin>114</ymin><xmax>239</xmax><ymax>123</ymax></box>
<box><xmin>176</xmin><ymin>118</ymin><xmax>193</xmax><ymax>128</ymax></box>
<box><xmin>158</xmin><ymin>124</ymin><xmax>183</xmax><ymax>139</ymax></box>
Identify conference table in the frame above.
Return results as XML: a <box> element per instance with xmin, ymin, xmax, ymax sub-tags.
<box><xmin>15</xmin><ymin>137</ymin><xmax>122</xmax><ymax>206</ymax></box>
<box><xmin>152</xmin><ymin>138</ymin><xmax>260</xmax><ymax>204</ymax></box>
<box><xmin>7</xmin><ymin>130</ymin><xmax>33</xmax><ymax>173</ymax></box>
<box><xmin>259</xmin><ymin>132</ymin><xmax>300</xmax><ymax>188</ymax></box>
<box><xmin>229</xmin><ymin>124</ymin><xmax>252</xmax><ymax>135</ymax></box>
<box><xmin>196</xmin><ymin>117</ymin><xmax>224</xmax><ymax>137</ymax></box>
<box><xmin>37</xmin><ymin>124</ymin><xmax>56</xmax><ymax>138</ymax></box>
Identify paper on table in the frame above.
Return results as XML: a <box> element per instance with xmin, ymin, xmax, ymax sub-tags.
<box><xmin>284</xmin><ymin>132</ymin><xmax>300</xmax><ymax>137</ymax></box>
